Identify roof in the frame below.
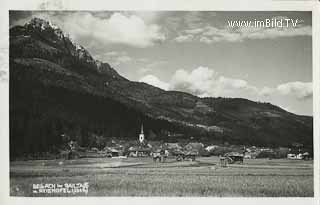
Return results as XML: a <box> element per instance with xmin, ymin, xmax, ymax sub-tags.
<box><xmin>104</xmin><ymin>147</ymin><xmax>120</xmax><ymax>152</ymax></box>
<box><xmin>128</xmin><ymin>146</ymin><xmax>151</xmax><ymax>152</ymax></box>
<box><xmin>172</xmin><ymin>150</ymin><xmax>184</xmax><ymax>155</ymax></box>
<box><xmin>165</xmin><ymin>143</ymin><xmax>182</xmax><ymax>149</ymax></box>
<box><xmin>185</xmin><ymin>150</ymin><xmax>198</xmax><ymax>155</ymax></box>
<box><xmin>185</xmin><ymin>143</ymin><xmax>204</xmax><ymax>150</ymax></box>
<box><xmin>205</xmin><ymin>145</ymin><xmax>219</xmax><ymax>151</ymax></box>
<box><xmin>225</xmin><ymin>152</ymin><xmax>244</xmax><ymax>157</ymax></box>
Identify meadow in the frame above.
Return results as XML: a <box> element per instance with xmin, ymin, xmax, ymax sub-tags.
<box><xmin>10</xmin><ymin>156</ymin><xmax>313</xmax><ymax>197</ymax></box>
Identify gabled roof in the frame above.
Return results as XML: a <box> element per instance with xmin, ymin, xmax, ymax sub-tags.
<box><xmin>185</xmin><ymin>142</ymin><xmax>204</xmax><ymax>150</ymax></box>
<box><xmin>225</xmin><ymin>152</ymin><xmax>244</xmax><ymax>157</ymax></box>
<box><xmin>165</xmin><ymin>143</ymin><xmax>182</xmax><ymax>149</ymax></box>
<box><xmin>104</xmin><ymin>147</ymin><xmax>120</xmax><ymax>152</ymax></box>
<box><xmin>128</xmin><ymin>146</ymin><xmax>151</xmax><ymax>152</ymax></box>
<box><xmin>185</xmin><ymin>150</ymin><xmax>198</xmax><ymax>155</ymax></box>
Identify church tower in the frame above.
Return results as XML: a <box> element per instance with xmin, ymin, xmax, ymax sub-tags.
<box><xmin>139</xmin><ymin>124</ymin><xmax>145</xmax><ymax>143</ymax></box>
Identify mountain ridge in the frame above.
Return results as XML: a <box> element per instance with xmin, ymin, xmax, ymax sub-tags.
<box><xmin>9</xmin><ymin>18</ymin><xmax>313</xmax><ymax>156</ymax></box>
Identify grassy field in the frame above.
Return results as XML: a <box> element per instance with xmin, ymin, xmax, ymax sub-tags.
<box><xmin>10</xmin><ymin>156</ymin><xmax>313</xmax><ymax>197</ymax></box>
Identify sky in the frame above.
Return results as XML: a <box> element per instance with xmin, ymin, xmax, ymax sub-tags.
<box><xmin>10</xmin><ymin>11</ymin><xmax>313</xmax><ymax>116</ymax></box>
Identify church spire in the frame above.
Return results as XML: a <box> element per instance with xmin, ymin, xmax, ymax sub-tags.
<box><xmin>139</xmin><ymin>123</ymin><xmax>145</xmax><ymax>144</ymax></box>
<box><xmin>141</xmin><ymin>123</ymin><xmax>144</xmax><ymax>134</ymax></box>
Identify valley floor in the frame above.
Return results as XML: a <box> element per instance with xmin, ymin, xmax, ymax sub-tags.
<box><xmin>10</xmin><ymin>156</ymin><xmax>313</xmax><ymax>197</ymax></box>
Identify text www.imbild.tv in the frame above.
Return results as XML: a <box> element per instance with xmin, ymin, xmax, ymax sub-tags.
<box><xmin>227</xmin><ymin>18</ymin><xmax>300</xmax><ymax>28</ymax></box>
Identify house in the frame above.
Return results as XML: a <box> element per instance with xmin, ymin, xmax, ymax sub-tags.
<box><xmin>287</xmin><ymin>153</ymin><xmax>296</xmax><ymax>159</ymax></box>
<box><xmin>185</xmin><ymin>142</ymin><xmax>204</xmax><ymax>151</ymax></box>
<box><xmin>205</xmin><ymin>145</ymin><xmax>219</xmax><ymax>152</ymax></box>
<box><xmin>287</xmin><ymin>143</ymin><xmax>309</xmax><ymax>160</ymax></box>
<box><xmin>246</xmin><ymin>146</ymin><xmax>257</xmax><ymax>153</ymax></box>
<box><xmin>224</xmin><ymin>152</ymin><xmax>244</xmax><ymax>164</ymax></box>
<box><xmin>296</xmin><ymin>153</ymin><xmax>303</xmax><ymax>160</ymax></box>
<box><xmin>128</xmin><ymin>146</ymin><xmax>151</xmax><ymax>157</ymax></box>
<box><xmin>104</xmin><ymin>147</ymin><xmax>120</xmax><ymax>157</ymax></box>
<box><xmin>302</xmin><ymin>152</ymin><xmax>311</xmax><ymax>160</ymax></box>
<box><xmin>164</xmin><ymin>143</ymin><xmax>182</xmax><ymax>150</ymax></box>
<box><xmin>183</xmin><ymin>143</ymin><xmax>205</xmax><ymax>156</ymax></box>
<box><xmin>244</xmin><ymin>152</ymin><xmax>258</xmax><ymax>159</ymax></box>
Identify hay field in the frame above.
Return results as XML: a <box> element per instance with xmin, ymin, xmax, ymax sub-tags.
<box><xmin>10</xmin><ymin>156</ymin><xmax>313</xmax><ymax>197</ymax></box>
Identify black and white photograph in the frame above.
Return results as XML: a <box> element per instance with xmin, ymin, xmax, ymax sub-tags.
<box><xmin>1</xmin><ymin>0</ymin><xmax>319</xmax><ymax>202</ymax></box>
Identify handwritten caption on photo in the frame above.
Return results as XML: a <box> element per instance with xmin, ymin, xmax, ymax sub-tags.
<box><xmin>32</xmin><ymin>182</ymin><xmax>89</xmax><ymax>194</ymax></box>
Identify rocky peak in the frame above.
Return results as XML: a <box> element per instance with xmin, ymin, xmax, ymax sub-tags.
<box><xmin>26</xmin><ymin>17</ymin><xmax>65</xmax><ymax>39</ymax></box>
<box><xmin>12</xmin><ymin>17</ymin><xmax>121</xmax><ymax>78</ymax></box>
<box><xmin>24</xmin><ymin>18</ymin><xmax>93</xmax><ymax>62</ymax></box>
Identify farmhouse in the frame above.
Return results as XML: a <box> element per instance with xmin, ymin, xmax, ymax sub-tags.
<box><xmin>286</xmin><ymin>143</ymin><xmax>311</xmax><ymax>160</ymax></box>
<box><xmin>164</xmin><ymin>143</ymin><xmax>182</xmax><ymax>150</ymax></box>
<box><xmin>224</xmin><ymin>152</ymin><xmax>244</xmax><ymax>164</ymax></box>
<box><xmin>302</xmin><ymin>152</ymin><xmax>311</xmax><ymax>160</ymax></box>
<box><xmin>245</xmin><ymin>146</ymin><xmax>257</xmax><ymax>153</ymax></box>
<box><xmin>287</xmin><ymin>150</ymin><xmax>311</xmax><ymax>160</ymax></box>
<box><xmin>104</xmin><ymin>147</ymin><xmax>120</xmax><ymax>157</ymax></box>
<box><xmin>244</xmin><ymin>152</ymin><xmax>257</xmax><ymax>159</ymax></box>
<box><xmin>185</xmin><ymin>142</ymin><xmax>204</xmax><ymax>151</ymax></box>
<box><xmin>205</xmin><ymin>145</ymin><xmax>219</xmax><ymax>152</ymax></box>
<box><xmin>128</xmin><ymin>146</ymin><xmax>151</xmax><ymax>157</ymax></box>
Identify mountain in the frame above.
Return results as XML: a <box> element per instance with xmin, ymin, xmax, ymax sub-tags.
<box><xmin>9</xmin><ymin>18</ymin><xmax>313</xmax><ymax>157</ymax></box>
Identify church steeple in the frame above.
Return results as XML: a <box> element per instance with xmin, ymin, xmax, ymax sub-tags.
<box><xmin>139</xmin><ymin>123</ymin><xmax>145</xmax><ymax>143</ymax></box>
<box><xmin>140</xmin><ymin>124</ymin><xmax>144</xmax><ymax>134</ymax></box>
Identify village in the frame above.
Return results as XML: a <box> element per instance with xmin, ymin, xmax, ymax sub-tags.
<box><xmin>10</xmin><ymin>123</ymin><xmax>314</xmax><ymax>197</ymax></box>
<box><xmin>50</xmin><ymin>124</ymin><xmax>312</xmax><ymax>165</ymax></box>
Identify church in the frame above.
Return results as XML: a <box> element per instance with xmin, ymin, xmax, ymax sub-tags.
<box><xmin>127</xmin><ymin>123</ymin><xmax>152</xmax><ymax>157</ymax></box>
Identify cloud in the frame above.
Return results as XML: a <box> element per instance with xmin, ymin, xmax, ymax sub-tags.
<box><xmin>170</xmin><ymin>67</ymin><xmax>215</xmax><ymax>96</ymax></box>
<box><xmin>183</xmin><ymin>11</ymin><xmax>204</xmax><ymax>29</ymax></box>
<box><xmin>137</xmin><ymin>60</ymin><xmax>167</xmax><ymax>75</ymax></box>
<box><xmin>137</xmin><ymin>58</ymin><xmax>149</xmax><ymax>63</ymax></box>
<box><xmin>169</xmin><ymin>66</ymin><xmax>259</xmax><ymax>98</ymax></box>
<box><xmin>139</xmin><ymin>75</ymin><xmax>169</xmax><ymax>90</ymax></box>
<box><xmin>164</xmin><ymin>16</ymin><xmax>183</xmax><ymax>34</ymax></box>
<box><xmin>138</xmin><ymin>67</ymin><xmax>152</xmax><ymax>74</ymax></box>
<box><xmin>94</xmin><ymin>51</ymin><xmax>133</xmax><ymax>66</ymax></box>
<box><xmin>71</xmin><ymin>12</ymin><xmax>166</xmax><ymax>48</ymax></box>
<box><xmin>116</xmin><ymin>56</ymin><xmax>132</xmax><ymax>63</ymax></box>
<box><xmin>259</xmin><ymin>87</ymin><xmax>274</xmax><ymax>97</ymax></box>
<box><xmin>174</xmin><ymin>34</ymin><xmax>194</xmax><ymax>43</ymax></box>
<box><xmin>238</xmin><ymin>26</ymin><xmax>312</xmax><ymax>40</ymax></box>
<box><xmin>185</xmin><ymin>28</ymin><xmax>205</xmax><ymax>34</ymax></box>
<box><xmin>140</xmin><ymin>66</ymin><xmax>269</xmax><ymax>99</ymax></box>
<box><xmin>175</xmin><ymin>22</ymin><xmax>311</xmax><ymax>44</ymax></box>
<box><xmin>139</xmin><ymin>66</ymin><xmax>312</xmax><ymax>114</ymax></box>
<box><xmin>18</xmin><ymin>12</ymin><xmax>166</xmax><ymax>48</ymax></box>
<box><xmin>277</xmin><ymin>81</ymin><xmax>312</xmax><ymax>100</ymax></box>
<box><xmin>103</xmin><ymin>51</ymin><xmax>126</xmax><ymax>57</ymax></box>
<box><xmin>199</xmin><ymin>36</ymin><xmax>214</xmax><ymax>44</ymax></box>
<box><xmin>165</xmin><ymin>11</ymin><xmax>215</xmax><ymax>33</ymax></box>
